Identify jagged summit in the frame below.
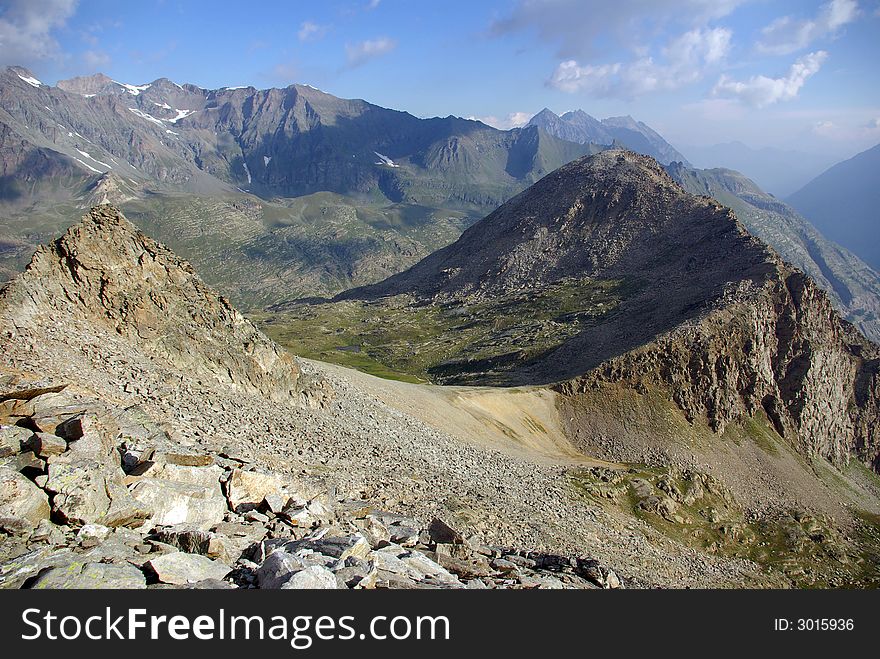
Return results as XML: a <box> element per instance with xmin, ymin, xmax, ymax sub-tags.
<box><xmin>0</xmin><ymin>205</ymin><xmax>300</xmax><ymax>401</ymax></box>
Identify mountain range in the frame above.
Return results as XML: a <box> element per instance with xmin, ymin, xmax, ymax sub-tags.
<box><xmin>1</xmin><ymin>64</ymin><xmax>879</xmax><ymax>343</ymax></box>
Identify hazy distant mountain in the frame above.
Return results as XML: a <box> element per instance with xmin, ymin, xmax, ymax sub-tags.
<box><xmin>527</xmin><ymin>108</ymin><xmax>690</xmax><ymax>165</ymax></box>
<box><xmin>667</xmin><ymin>163</ymin><xmax>880</xmax><ymax>342</ymax></box>
<box><xmin>682</xmin><ymin>141</ymin><xmax>839</xmax><ymax>197</ymax></box>
<box><xmin>787</xmin><ymin>143</ymin><xmax>880</xmax><ymax>271</ymax></box>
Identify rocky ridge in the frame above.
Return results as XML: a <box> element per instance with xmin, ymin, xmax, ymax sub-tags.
<box><xmin>1</xmin><ymin>206</ymin><xmax>301</xmax><ymax>403</ymax></box>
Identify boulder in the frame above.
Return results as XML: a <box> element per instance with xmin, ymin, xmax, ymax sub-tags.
<box><xmin>334</xmin><ymin>557</ymin><xmax>378</xmax><ymax>589</ymax></box>
<box><xmin>29</xmin><ymin>519</ymin><xmax>65</xmax><ymax>545</ymax></box>
<box><xmin>226</xmin><ymin>469</ymin><xmax>286</xmax><ymax>513</ymax></box>
<box><xmin>0</xmin><ymin>425</ymin><xmax>31</xmax><ymax>458</ymax></box>
<box><xmin>146</xmin><ymin>552</ymin><xmax>231</xmax><ymax>585</ymax></box>
<box><xmin>256</xmin><ymin>550</ymin><xmax>310</xmax><ymax>589</ymax></box>
<box><xmin>30</xmin><ymin>562</ymin><xmax>146</xmax><ymax>589</ymax></box>
<box><xmin>372</xmin><ymin>545</ymin><xmax>463</xmax><ymax>587</ymax></box>
<box><xmin>1</xmin><ymin>451</ymin><xmax>45</xmax><ymax>475</ymax></box>
<box><xmin>280</xmin><ymin>565</ymin><xmax>339</xmax><ymax>589</ymax></box>
<box><xmin>0</xmin><ymin>466</ymin><xmax>50</xmax><ymax>525</ymax></box>
<box><xmin>45</xmin><ymin>457</ymin><xmax>148</xmax><ymax>527</ymax></box>
<box><xmin>288</xmin><ymin>534</ymin><xmax>371</xmax><ymax>561</ymax></box>
<box><xmin>130</xmin><ymin>478</ymin><xmax>227</xmax><ymax>530</ymax></box>
<box><xmin>129</xmin><ymin>463</ymin><xmax>227</xmax><ymax>530</ymax></box>
<box><xmin>152</xmin><ymin>527</ymin><xmax>242</xmax><ymax>563</ymax></box>
<box><xmin>23</xmin><ymin>432</ymin><xmax>67</xmax><ymax>458</ymax></box>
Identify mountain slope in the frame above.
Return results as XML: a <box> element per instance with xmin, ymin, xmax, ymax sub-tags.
<box><xmin>667</xmin><ymin>163</ymin><xmax>880</xmax><ymax>342</ymax></box>
<box><xmin>786</xmin><ymin>143</ymin><xmax>880</xmax><ymax>270</ymax></box>
<box><xmin>528</xmin><ymin>108</ymin><xmax>690</xmax><ymax>165</ymax></box>
<box><xmin>273</xmin><ymin>150</ymin><xmax>879</xmax><ymax>475</ymax></box>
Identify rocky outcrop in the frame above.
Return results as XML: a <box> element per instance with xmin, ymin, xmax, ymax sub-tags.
<box><xmin>558</xmin><ymin>269</ymin><xmax>880</xmax><ymax>470</ymax></box>
<box><xmin>0</xmin><ymin>205</ymin><xmax>300</xmax><ymax>402</ymax></box>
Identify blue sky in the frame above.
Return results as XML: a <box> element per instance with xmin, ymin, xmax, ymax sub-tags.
<box><xmin>2</xmin><ymin>0</ymin><xmax>879</xmax><ymax>156</ymax></box>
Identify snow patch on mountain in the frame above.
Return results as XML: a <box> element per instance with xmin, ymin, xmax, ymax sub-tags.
<box><xmin>374</xmin><ymin>152</ymin><xmax>400</xmax><ymax>168</ymax></box>
<box><xmin>128</xmin><ymin>108</ymin><xmax>166</xmax><ymax>128</ymax></box>
<box><xmin>114</xmin><ymin>81</ymin><xmax>151</xmax><ymax>96</ymax></box>
<box><xmin>17</xmin><ymin>73</ymin><xmax>42</xmax><ymax>88</ymax></box>
<box><xmin>76</xmin><ymin>149</ymin><xmax>112</xmax><ymax>170</ymax></box>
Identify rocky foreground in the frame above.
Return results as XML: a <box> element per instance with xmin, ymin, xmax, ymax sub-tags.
<box><xmin>0</xmin><ymin>376</ymin><xmax>621</xmax><ymax>589</ymax></box>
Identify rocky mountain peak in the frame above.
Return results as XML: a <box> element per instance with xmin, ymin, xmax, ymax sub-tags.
<box><xmin>333</xmin><ymin>149</ymin><xmax>879</xmax><ymax>472</ymax></box>
<box><xmin>342</xmin><ymin>149</ymin><xmax>766</xmax><ymax>301</ymax></box>
<box><xmin>0</xmin><ymin>205</ymin><xmax>301</xmax><ymax>401</ymax></box>
<box><xmin>55</xmin><ymin>72</ymin><xmax>116</xmax><ymax>95</ymax></box>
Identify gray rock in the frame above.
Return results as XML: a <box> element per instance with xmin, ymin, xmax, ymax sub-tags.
<box><xmin>244</xmin><ymin>510</ymin><xmax>269</xmax><ymax>523</ymax></box>
<box><xmin>372</xmin><ymin>545</ymin><xmax>462</xmax><ymax>587</ymax></box>
<box><xmin>129</xmin><ymin>463</ymin><xmax>227</xmax><ymax>529</ymax></box>
<box><xmin>1</xmin><ymin>451</ymin><xmax>44</xmax><ymax>474</ymax></box>
<box><xmin>333</xmin><ymin>557</ymin><xmax>378</xmax><ymax>589</ymax></box>
<box><xmin>146</xmin><ymin>552</ymin><xmax>231</xmax><ymax>585</ymax></box>
<box><xmin>256</xmin><ymin>550</ymin><xmax>310</xmax><ymax>589</ymax></box>
<box><xmin>287</xmin><ymin>534</ymin><xmax>371</xmax><ymax>561</ymax></box>
<box><xmin>0</xmin><ymin>466</ymin><xmax>50</xmax><ymax>525</ymax></box>
<box><xmin>388</xmin><ymin>524</ymin><xmax>420</xmax><ymax>546</ymax></box>
<box><xmin>280</xmin><ymin>565</ymin><xmax>338</xmax><ymax>589</ymax></box>
<box><xmin>517</xmin><ymin>573</ymin><xmax>567</xmax><ymax>589</ymax></box>
<box><xmin>76</xmin><ymin>524</ymin><xmax>112</xmax><ymax>544</ymax></box>
<box><xmin>46</xmin><ymin>457</ymin><xmax>148</xmax><ymax>527</ymax></box>
<box><xmin>30</xmin><ymin>561</ymin><xmax>146</xmax><ymax>589</ymax></box>
<box><xmin>226</xmin><ymin>468</ymin><xmax>287</xmax><ymax>513</ymax></box>
<box><xmin>0</xmin><ymin>425</ymin><xmax>31</xmax><ymax>458</ymax></box>
<box><xmin>23</xmin><ymin>432</ymin><xmax>67</xmax><ymax>458</ymax></box>
<box><xmin>576</xmin><ymin>559</ymin><xmax>623</xmax><ymax>589</ymax></box>
<box><xmin>261</xmin><ymin>493</ymin><xmax>287</xmax><ymax>514</ymax></box>
<box><xmin>0</xmin><ymin>547</ymin><xmax>78</xmax><ymax>589</ymax></box>
<box><xmin>29</xmin><ymin>519</ymin><xmax>65</xmax><ymax>545</ymax></box>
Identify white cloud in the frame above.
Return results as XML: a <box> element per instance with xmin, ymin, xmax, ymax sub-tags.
<box><xmin>469</xmin><ymin>112</ymin><xmax>532</xmax><ymax>130</ymax></box>
<box><xmin>345</xmin><ymin>37</ymin><xmax>397</xmax><ymax>67</ymax></box>
<box><xmin>549</xmin><ymin>27</ymin><xmax>732</xmax><ymax>97</ymax></box>
<box><xmin>298</xmin><ymin>21</ymin><xmax>328</xmax><ymax>42</ymax></box>
<box><xmin>757</xmin><ymin>0</ymin><xmax>860</xmax><ymax>55</ymax></box>
<box><xmin>82</xmin><ymin>49</ymin><xmax>110</xmax><ymax>70</ymax></box>
<box><xmin>712</xmin><ymin>50</ymin><xmax>827</xmax><ymax>107</ymax></box>
<box><xmin>812</xmin><ymin>119</ymin><xmax>836</xmax><ymax>136</ymax></box>
<box><xmin>367</xmin><ymin>0</ymin><xmax>381</xmax><ymax>9</ymax></box>
<box><xmin>0</xmin><ymin>0</ymin><xmax>78</xmax><ymax>67</ymax></box>
<box><xmin>492</xmin><ymin>0</ymin><xmax>747</xmax><ymax>60</ymax></box>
